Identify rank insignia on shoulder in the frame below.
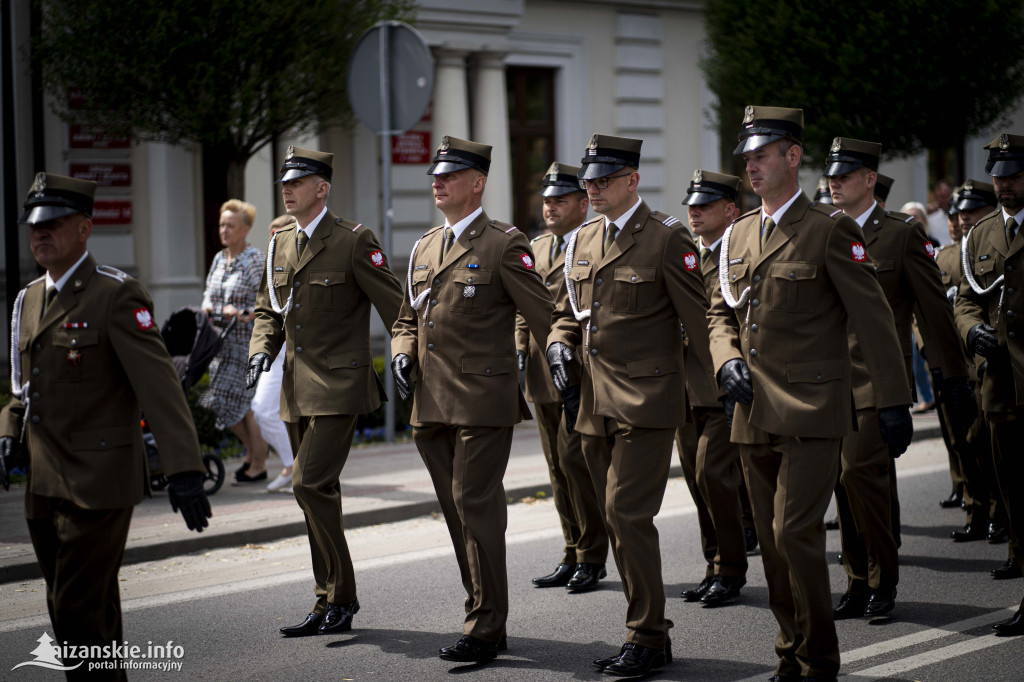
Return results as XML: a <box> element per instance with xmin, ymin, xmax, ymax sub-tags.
<box><xmin>577</xmin><ymin>260</ymin><xmax>589</xmax><ymax>266</ymax></box>
<box><xmin>96</xmin><ymin>265</ymin><xmax>129</xmax><ymax>282</ymax></box>
<box><xmin>729</xmin><ymin>258</ymin><xmax>743</xmax><ymax>265</ymax></box>
<box><xmin>369</xmin><ymin>249</ymin><xmax>385</xmax><ymax>267</ymax></box>
<box><xmin>352</xmin><ymin>223</ymin><xmax>363</xmax><ymax>232</ymax></box>
<box><xmin>134</xmin><ymin>308</ymin><xmax>154</xmax><ymax>330</ymax></box>
<box><xmin>851</xmin><ymin>242</ymin><xmax>867</xmax><ymax>262</ymax></box>
<box><xmin>521</xmin><ymin>253</ymin><xmax>534</xmax><ymax>269</ymax></box>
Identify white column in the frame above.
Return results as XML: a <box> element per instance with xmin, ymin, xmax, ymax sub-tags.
<box><xmin>471</xmin><ymin>51</ymin><xmax>512</xmax><ymax>224</ymax></box>
<box><xmin>430</xmin><ymin>48</ymin><xmax>470</xmax><ymax>223</ymax></box>
<box><xmin>145</xmin><ymin>143</ymin><xmax>204</xmax><ymax>319</ymax></box>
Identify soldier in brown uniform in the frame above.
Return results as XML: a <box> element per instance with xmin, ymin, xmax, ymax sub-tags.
<box><xmin>708</xmin><ymin>107</ymin><xmax>913</xmax><ymax>681</ymax></box>
<box><xmin>519</xmin><ymin>163</ymin><xmax>609</xmax><ymax>593</ymax></box>
<box><xmin>825</xmin><ymin>138</ymin><xmax>974</xmax><ymax>619</ymax></box>
<box><xmin>0</xmin><ymin>173</ymin><xmax>210</xmax><ymax>678</ymax></box>
<box><xmin>547</xmin><ymin>134</ymin><xmax>717</xmax><ymax>678</ymax></box>
<box><xmin>247</xmin><ymin>147</ymin><xmax>404</xmax><ymax>637</ymax></box>
<box><xmin>874</xmin><ymin>173</ymin><xmax>894</xmax><ymax>209</ymax></box>
<box><xmin>391</xmin><ymin>136</ymin><xmax>555</xmax><ymax>663</ymax></box>
<box><xmin>678</xmin><ymin>169</ymin><xmax>755</xmax><ymax>608</ymax></box>
<box><xmin>955</xmin><ymin>133</ymin><xmax>1024</xmax><ymax>635</ymax></box>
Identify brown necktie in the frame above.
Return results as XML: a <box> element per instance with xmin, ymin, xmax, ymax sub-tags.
<box><xmin>296</xmin><ymin>229</ymin><xmax>308</xmax><ymax>258</ymax></box>
<box><xmin>1007</xmin><ymin>217</ymin><xmax>1018</xmax><ymax>247</ymax></box>
<box><xmin>42</xmin><ymin>286</ymin><xmax>58</xmax><ymax>319</ymax></box>
<box><xmin>603</xmin><ymin>223</ymin><xmax>619</xmax><ymax>256</ymax></box>
<box><xmin>761</xmin><ymin>217</ymin><xmax>776</xmax><ymax>250</ymax></box>
<box><xmin>700</xmin><ymin>246</ymin><xmax>712</xmax><ymax>267</ymax></box>
<box><xmin>552</xmin><ymin>235</ymin><xmax>565</xmax><ymax>262</ymax></box>
<box><xmin>442</xmin><ymin>227</ymin><xmax>455</xmax><ymax>258</ymax></box>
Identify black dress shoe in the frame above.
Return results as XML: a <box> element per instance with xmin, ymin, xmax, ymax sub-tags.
<box><xmin>318</xmin><ymin>599</ymin><xmax>359</xmax><ymax>634</ymax></box>
<box><xmin>700</xmin><ymin>575</ymin><xmax>746</xmax><ymax>607</ymax></box>
<box><xmin>951</xmin><ymin>522</ymin><xmax>987</xmax><ymax>542</ymax></box>
<box><xmin>864</xmin><ymin>586</ymin><xmax>896</xmax><ymax>618</ymax></box>
<box><xmin>993</xmin><ymin>607</ymin><xmax>1024</xmax><ymax>636</ymax></box>
<box><xmin>439</xmin><ymin>635</ymin><xmax>500</xmax><ymax>663</ymax></box>
<box><xmin>768</xmin><ymin>676</ymin><xmax>801</xmax><ymax>682</ymax></box>
<box><xmin>745</xmin><ymin>527</ymin><xmax>759</xmax><ymax>553</ymax></box>
<box><xmin>833</xmin><ymin>591</ymin><xmax>869</xmax><ymax>619</ymax></box>
<box><xmin>991</xmin><ymin>557</ymin><xmax>1022</xmax><ymax>580</ymax></box>
<box><xmin>939</xmin><ymin>490</ymin><xmax>963</xmax><ymax>509</ymax></box>
<box><xmin>603</xmin><ymin>640</ymin><xmax>670</xmax><ymax>677</ymax></box>
<box><xmin>824</xmin><ymin>517</ymin><xmax>840</xmax><ymax>531</ymax></box>
<box><xmin>533</xmin><ymin>562</ymin><xmax>575</xmax><ymax>587</ymax></box>
<box><xmin>280</xmin><ymin>612</ymin><xmax>323</xmax><ymax>637</ymax></box>
<box><xmin>593</xmin><ymin>643</ymin><xmax>628</xmax><ymax>669</ymax></box>
<box><xmin>988</xmin><ymin>523</ymin><xmax>1010</xmax><ymax>544</ymax></box>
<box><xmin>566</xmin><ymin>563</ymin><xmax>606</xmax><ymax>592</ymax></box>
<box><xmin>681</xmin><ymin>575</ymin><xmax>714</xmax><ymax>602</ymax></box>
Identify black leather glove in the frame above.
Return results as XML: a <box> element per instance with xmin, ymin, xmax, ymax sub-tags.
<box><xmin>560</xmin><ymin>384</ymin><xmax>581</xmax><ymax>434</ymax></box>
<box><xmin>877</xmin><ymin>405</ymin><xmax>913</xmax><ymax>459</ymax></box>
<box><xmin>245</xmin><ymin>353</ymin><xmax>272</xmax><ymax>389</ymax></box>
<box><xmin>0</xmin><ymin>436</ymin><xmax>17</xmax><ymax>491</ymax></box>
<box><xmin>168</xmin><ymin>471</ymin><xmax>211</xmax><ymax>532</ymax></box>
<box><xmin>943</xmin><ymin>376</ymin><xmax>978</xmax><ymax>440</ymax></box>
<box><xmin>722</xmin><ymin>397</ymin><xmax>736</xmax><ymax>428</ymax></box>
<box><xmin>517</xmin><ymin>349</ymin><xmax>527</xmax><ymax>373</ymax></box>
<box><xmin>967</xmin><ymin>323</ymin><xmax>998</xmax><ymax>358</ymax></box>
<box><xmin>717</xmin><ymin>359</ymin><xmax>754</xmax><ymax>405</ymax></box>
<box><xmin>392</xmin><ymin>354</ymin><xmax>413</xmax><ymax>401</ymax></box>
<box><xmin>546</xmin><ymin>342</ymin><xmax>575</xmax><ymax>392</ymax></box>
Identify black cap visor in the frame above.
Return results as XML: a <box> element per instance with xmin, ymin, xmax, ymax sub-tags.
<box><xmin>426</xmin><ymin>159</ymin><xmax>476</xmax><ymax>176</ymax></box>
<box><xmin>957</xmin><ymin>196</ymin><xmax>996</xmax><ymax>212</ymax></box>
<box><xmin>579</xmin><ymin>162</ymin><xmax>628</xmax><ymax>181</ymax></box>
<box><xmin>19</xmin><ymin>204</ymin><xmax>82</xmax><ymax>225</ymax></box>
<box><xmin>540</xmin><ymin>184</ymin><xmax>583</xmax><ymax>197</ymax></box>
<box><xmin>986</xmin><ymin>158</ymin><xmax>1024</xmax><ymax>178</ymax></box>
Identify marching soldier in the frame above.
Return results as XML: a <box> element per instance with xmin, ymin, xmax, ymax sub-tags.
<box><xmin>0</xmin><ymin>173</ymin><xmax>210</xmax><ymax>678</ymax></box>
<box><xmin>519</xmin><ymin>163</ymin><xmax>609</xmax><ymax>593</ymax></box>
<box><xmin>247</xmin><ymin>147</ymin><xmax>404</xmax><ymax>638</ymax></box>
<box><xmin>825</xmin><ymin>137</ymin><xmax>973</xmax><ymax>620</ymax></box>
<box><xmin>391</xmin><ymin>136</ymin><xmax>554</xmax><ymax>663</ymax></box>
<box><xmin>547</xmin><ymin>134</ymin><xmax>717</xmax><ymax>677</ymax></box>
<box><xmin>955</xmin><ymin>133</ymin><xmax>1024</xmax><ymax>635</ymax></box>
<box><xmin>708</xmin><ymin>107</ymin><xmax>912</xmax><ymax>681</ymax></box>
<box><xmin>678</xmin><ymin>169</ymin><xmax>755</xmax><ymax>608</ymax></box>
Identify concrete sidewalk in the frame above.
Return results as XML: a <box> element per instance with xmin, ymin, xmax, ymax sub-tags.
<box><xmin>0</xmin><ymin>411</ymin><xmax>942</xmax><ymax>583</ymax></box>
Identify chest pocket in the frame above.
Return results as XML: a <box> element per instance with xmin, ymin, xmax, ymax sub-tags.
<box><xmin>272</xmin><ymin>270</ymin><xmax>294</xmax><ymax>299</ymax></box>
<box><xmin>52</xmin><ymin>328</ymin><xmax>100</xmax><ymax>381</ymax></box>
<box><xmin>410</xmin><ymin>268</ymin><xmax>432</xmax><ymax>299</ymax></box>
<box><xmin>309</xmin><ymin>270</ymin><xmax>346</xmax><ymax>311</ymax></box>
<box><xmin>449</xmin><ymin>268</ymin><xmax>493</xmax><ymax>314</ymax></box>
<box><xmin>871</xmin><ymin>257</ymin><xmax>899</xmax><ymax>299</ymax></box>
<box><xmin>727</xmin><ymin>262</ymin><xmax>749</xmax><ymax>299</ymax></box>
<box><xmin>769</xmin><ymin>261</ymin><xmax>818</xmax><ymax>313</ymax></box>
<box><xmin>612</xmin><ymin>266</ymin><xmax>657</xmax><ymax>313</ymax></box>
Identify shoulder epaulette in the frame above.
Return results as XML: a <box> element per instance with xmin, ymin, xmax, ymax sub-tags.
<box><xmin>884</xmin><ymin>210</ymin><xmax>916</xmax><ymax>224</ymax></box>
<box><xmin>738</xmin><ymin>207</ymin><xmax>760</xmax><ymax>220</ymax></box>
<box><xmin>530</xmin><ymin>233</ymin><xmax>554</xmax><ymax>245</ymax></box>
<box><xmin>27</xmin><ymin>275</ymin><xmax>45</xmax><ymax>288</ymax></box>
<box><xmin>650</xmin><ymin>210</ymin><xmax>681</xmax><ymax>227</ymax></box>
<box><xmin>486</xmin><ymin>219</ymin><xmax>517</xmax><ymax>234</ymax></box>
<box><xmin>809</xmin><ymin>203</ymin><xmax>843</xmax><ymax>219</ymax></box>
<box><xmin>583</xmin><ymin>215</ymin><xmax>604</xmax><ymax>227</ymax></box>
<box><xmin>96</xmin><ymin>265</ymin><xmax>129</xmax><ymax>282</ymax></box>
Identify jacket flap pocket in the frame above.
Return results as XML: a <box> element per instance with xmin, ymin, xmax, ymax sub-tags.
<box><xmin>411</xmin><ymin>269</ymin><xmax>432</xmax><ymax>284</ymax></box>
<box><xmin>727</xmin><ymin>262</ymin><xmax>748</xmax><ymax>282</ymax></box>
<box><xmin>769</xmin><ymin>261</ymin><xmax>817</xmax><ymax>280</ymax></box>
<box><xmin>272</xmin><ymin>272</ymin><xmax>291</xmax><ymax>288</ymax></box>
<box><xmin>614</xmin><ymin>266</ymin><xmax>656</xmax><ymax>283</ymax></box>
<box><xmin>452</xmin><ymin>269</ymin><xmax>492</xmax><ymax>285</ymax></box>
<box><xmin>52</xmin><ymin>329</ymin><xmax>99</xmax><ymax>348</ymax></box>
<box><xmin>872</xmin><ymin>257</ymin><xmax>895</xmax><ymax>273</ymax></box>
<box><xmin>786</xmin><ymin>358</ymin><xmax>844</xmax><ymax>383</ymax></box>
<box><xmin>310</xmin><ymin>270</ymin><xmax>346</xmax><ymax>287</ymax></box>
<box><xmin>461</xmin><ymin>355</ymin><xmax>511</xmax><ymax>376</ymax></box>
<box><xmin>328</xmin><ymin>350</ymin><xmax>371</xmax><ymax>370</ymax></box>
<box><xmin>569</xmin><ymin>265</ymin><xmax>592</xmax><ymax>281</ymax></box>
<box><xmin>626</xmin><ymin>356</ymin><xmax>680</xmax><ymax>378</ymax></box>
<box><xmin>71</xmin><ymin>425</ymin><xmax>134</xmax><ymax>451</ymax></box>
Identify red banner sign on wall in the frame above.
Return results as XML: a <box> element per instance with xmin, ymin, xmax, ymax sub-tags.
<box><xmin>91</xmin><ymin>200</ymin><xmax>133</xmax><ymax>225</ymax></box>
<box><xmin>69</xmin><ymin>163</ymin><xmax>132</xmax><ymax>187</ymax></box>
<box><xmin>392</xmin><ymin>131</ymin><xmax>431</xmax><ymax>164</ymax></box>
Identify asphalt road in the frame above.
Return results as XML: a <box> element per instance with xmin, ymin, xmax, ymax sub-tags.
<box><xmin>1</xmin><ymin>437</ymin><xmax>1020</xmax><ymax>681</ymax></box>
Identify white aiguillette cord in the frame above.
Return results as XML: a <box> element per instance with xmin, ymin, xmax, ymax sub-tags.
<box><xmin>406</xmin><ymin>238</ymin><xmax>433</xmax><ymax>321</ymax></box>
<box><xmin>562</xmin><ymin>229</ymin><xmax>594</xmax><ymax>351</ymax></box>
<box><xmin>265</xmin><ymin>232</ymin><xmax>294</xmax><ymax>320</ymax></box>
<box><xmin>960</xmin><ymin>227</ymin><xmax>1006</xmax><ymax>323</ymax></box>
<box><xmin>9</xmin><ymin>287</ymin><xmax>31</xmax><ymax>437</ymax></box>
<box><xmin>718</xmin><ymin>221</ymin><xmax>753</xmax><ymax>335</ymax></box>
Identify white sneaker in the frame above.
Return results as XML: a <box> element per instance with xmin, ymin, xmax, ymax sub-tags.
<box><xmin>267</xmin><ymin>472</ymin><xmax>293</xmax><ymax>491</ymax></box>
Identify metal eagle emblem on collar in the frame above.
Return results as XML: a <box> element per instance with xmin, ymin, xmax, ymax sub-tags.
<box><xmin>831</xmin><ymin>137</ymin><xmax>843</xmax><ymax>153</ymax></box>
<box><xmin>1001</xmin><ymin>134</ymin><xmax>1010</xmax><ymax>150</ymax></box>
<box><xmin>743</xmin><ymin>106</ymin><xmax>754</xmax><ymax>124</ymax></box>
<box><xmin>31</xmin><ymin>173</ymin><xmax>46</xmax><ymax>193</ymax></box>
<box><xmin>692</xmin><ymin>169</ymin><xmax>702</xmax><ymax>184</ymax></box>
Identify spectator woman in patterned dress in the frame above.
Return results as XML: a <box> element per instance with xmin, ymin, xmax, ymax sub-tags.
<box><xmin>200</xmin><ymin>199</ymin><xmax>269</xmax><ymax>482</ymax></box>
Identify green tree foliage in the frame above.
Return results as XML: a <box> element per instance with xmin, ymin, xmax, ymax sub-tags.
<box><xmin>31</xmin><ymin>0</ymin><xmax>415</xmax><ymax>197</ymax></box>
<box><xmin>702</xmin><ymin>0</ymin><xmax>1024</xmax><ymax>164</ymax></box>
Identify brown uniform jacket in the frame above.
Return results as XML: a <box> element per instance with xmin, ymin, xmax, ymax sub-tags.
<box><xmin>515</xmin><ymin>230</ymin><xmax>582</xmax><ymax>405</ymax></box>
<box><xmin>250</xmin><ymin>212</ymin><xmax>403</xmax><ymax>420</ymax></box>
<box><xmin>707</xmin><ymin>193</ymin><xmax>911</xmax><ymax>443</ymax></box>
<box><xmin>955</xmin><ymin>209</ymin><xmax>1024</xmax><ymax>411</ymax></box>
<box><xmin>686</xmin><ymin>239</ymin><xmax>726</xmax><ymax>409</ymax></box>
<box><xmin>547</xmin><ymin>200</ymin><xmax>716</xmax><ymax>434</ymax></box>
<box><xmin>392</xmin><ymin>211</ymin><xmax>554</xmax><ymax>427</ymax></box>
<box><xmin>0</xmin><ymin>255</ymin><xmax>203</xmax><ymax>512</ymax></box>
<box><xmin>848</xmin><ymin>206</ymin><xmax>967</xmax><ymax>408</ymax></box>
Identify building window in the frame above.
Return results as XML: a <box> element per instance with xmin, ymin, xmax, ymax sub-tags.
<box><xmin>507</xmin><ymin>67</ymin><xmax>556</xmax><ymax>238</ymax></box>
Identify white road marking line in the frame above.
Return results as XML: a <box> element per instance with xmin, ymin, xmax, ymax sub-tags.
<box><xmin>842</xmin><ymin>631</ymin><xmax>1018</xmax><ymax>680</ymax></box>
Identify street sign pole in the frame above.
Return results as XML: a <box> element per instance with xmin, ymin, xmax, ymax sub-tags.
<box><xmin>379</xmin><ymin>22</ymin><xmax>395</xmax><ymax>443</ymax></box>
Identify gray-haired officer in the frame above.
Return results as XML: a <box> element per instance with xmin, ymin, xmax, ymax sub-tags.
<box><xmin>825</xmin><ymin>137</ymin><xmax>973</xmax><ymax>620</ymax></box>
<box><xmin>248</xmin><ymin>146</ymin><xmax>404</xmax><ymax>638</ymax></box>
<box><xmin>520</xmin><ymin>163</ymin><xmax>609</xmax><ymax>593</ymax></box>
<box><xmin>547</xmin><ymin>134</ymin><xmax>717</xmax><ymax>677</ymax></box>
<box><xmin>678</xmin><ymin>170</ymin><xmax>756</xmax><ymax>607</ymax></box>
<box><xmin>708</xmin><ymin>107</ymin><xmax>912</xmax><ymax>681</ymax></box>
<box><xmin>1</xmin><ymin>172</ymin><xmax>210</xmax><ymax>677</ymax></box>
<box><xmin>955</xmin><ymin>133</ymin><xmax>1024</xmax><ymax>635</ymax></box>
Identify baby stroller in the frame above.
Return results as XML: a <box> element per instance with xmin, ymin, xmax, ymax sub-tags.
<box><xmin>144</xmin><ymin>306</ymin><xmax>234</xmax><ymax>495</ymax></box>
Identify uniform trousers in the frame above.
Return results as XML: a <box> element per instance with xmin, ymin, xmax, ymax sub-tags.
<box><xmin>27</xmin><ymin>495</ymin><xmax>133</xmax><ymax>681</ymax></box>
<box><xmin>837</xmin><ymin>408</ymin><xmax>899</xmax><ymax>593</ymax></box>
<box><xmin>936</xmin><ymin>398</ymin><xmax>966</xmax><ymax>498</ymax></box>
<box><xmin>414</xmin><ymin>423</ymin><xmax>513</xmax><ymax>642</ymax></box>
<box><xmin>286</xmin><ymin>414</ymin><xmax>358</xmax><ymax>612</ymax></box>
<box><xmin>694</xmin><ymin>407</ymin><xmax>749</xmax><ymax>578</ymax></box>
<box><xmin>676</xmin><ymin>422</ymin><xmax>716</xmax><ymax>578</ymax></box>
<box><xmin>535</xmin><ymin>401</ymin><xmax>607</xmax><ymax>565</ymax></box>
<box><xmin>740</xmin><ymin>436</ymin><xmax>841</xmax><ymax>679</ymax></box>
<box><xmin>582</xmin><ymin>421</ymin><xmax>674</xmax><ymax>649</ymax></box>
<box><xmin>988</xmin><ymin>412</ymin><xmax>1024</xmax><ymax>562</ymax></box>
